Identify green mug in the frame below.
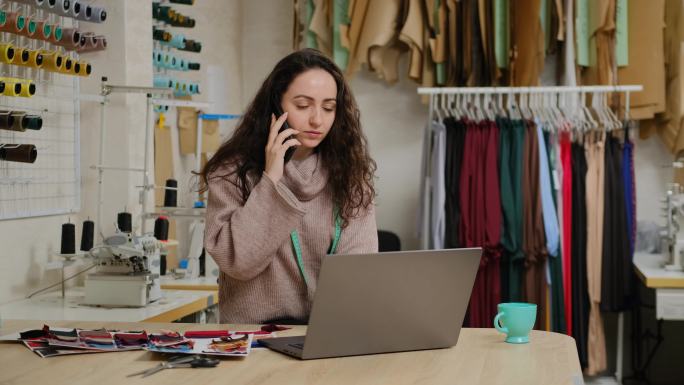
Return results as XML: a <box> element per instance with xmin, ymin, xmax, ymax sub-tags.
<box><xmin>493</xmin><ymin>302</ymin><xmax>537</xmax><ymax>344</ymax></box>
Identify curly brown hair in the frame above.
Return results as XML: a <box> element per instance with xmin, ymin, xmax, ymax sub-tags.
<box><xmin>199</xmin><ymin>49</ymin><xmax>376</xmax><ymax>227</ymax></box>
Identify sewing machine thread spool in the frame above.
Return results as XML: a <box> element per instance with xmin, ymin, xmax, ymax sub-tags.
<box><xmin>0</xmin><ymin>111</ymin><xmax>15</xmax><ymax>130</ymax></box>
<box><xmin>60</xmin><ymin>222</ymin><xmax>76</xmax><ymax>254</ymax></box>
<box><xmin>76</xmin><ymin>61</ymin><xmax>91</xmax><ymax>77</ymax></box>
<box><xmin>154</xmin><ymin>216</ymin><xmax>169</xmax><ymax>241</ymax></box>
<box><xmin>0</xmin><ymin>43</ymin><xmax>15</xmax><ymax>64</ymax></box>
<box><xmin>81</xmin><ymin>219</ymin><xmax>94</xmax><ymax>251</ymax></box>
<box><xmin>28</xmin><ymin>50</ymin><xmax>43</xmax><ymax>68</ymax></box>
<box><xmin>1</xmin><ymin>12</ymin><xmax>25</xmax><ymax>34</ymax></box>
<box><xmin>0</xmin><ymin>144</ymin><xmax>37</xmax><ymax>163</ymax></box>
<box><xmin>164</xmin><ymin>179</ymin><xmax>178</xmax><ymax>207</ymax></box>
<box><xmin>10</xmin><ymin>47</ymin><xmax>29</xmax><ymax>66</ymax></box>
<box><xmin>9</xmin><ymin>112</ymin><xmax>28</xmax><ymax>131</ymax></box>
<box><xmin>117</xmin><ymin>212</ymin><xmax>132</xmax><ymax>233</ymax></box>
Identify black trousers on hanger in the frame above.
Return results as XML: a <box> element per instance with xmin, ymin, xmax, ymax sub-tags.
<box><xmin>571</xmin><ymin>142</ymin><xmax>589</xmax><ymax>368</ymax></box>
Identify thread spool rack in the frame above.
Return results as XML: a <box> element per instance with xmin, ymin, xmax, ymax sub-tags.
<box><xmin>0</xmin><ymin>0</ymin><xmax>80</xmax><ymax>220</ymax></box>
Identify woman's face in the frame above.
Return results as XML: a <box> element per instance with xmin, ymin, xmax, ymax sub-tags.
<box><xmin>281</xmin><ymin>68</ymin><xmax>337</xmax><ymax>152</ymax></box>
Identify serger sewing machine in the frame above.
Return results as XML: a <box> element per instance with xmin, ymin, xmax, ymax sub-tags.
<box><xmin>660</xmin><ymin>183</ymin><xmax>684</xmax><ymax>271</ymax></box>
<box><xmin>84</xmin><ymin>232</ymin><xmax>162</xmax><ymax>307</ymax></box>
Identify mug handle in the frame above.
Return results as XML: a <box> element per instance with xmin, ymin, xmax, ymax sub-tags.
<box><xmin>494</xmin><ymin>312</ymin><xmax>508</xmax><ymax>334</ymax></box>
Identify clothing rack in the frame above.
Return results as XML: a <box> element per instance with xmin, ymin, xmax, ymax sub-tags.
<box><xmin>417</xmin><ymin>85</ymin><xmax>643</xmax><ymax>384</ymax></box>
<box><xmin>418</xmin><ymin>84</ymin><xmax>642</xmax><ymax>250</ymax></box>
<box><xmin>419</xmin><ymin>85</ymin><xmax>643</xmax><ymax>135</ymax></box>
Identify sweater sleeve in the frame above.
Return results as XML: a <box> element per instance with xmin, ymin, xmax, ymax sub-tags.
<box><xmin>335</xmin><ymin>203</ymin><xmax>379</xmax><ymax>255</ymax></box>
<box><xmin>204</xmin><ymin>168</ymin><xmax>306</xmax><ymax>281</ymax></box>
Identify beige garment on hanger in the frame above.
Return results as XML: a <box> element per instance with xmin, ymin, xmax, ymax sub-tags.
<box><xmin>345</xmin><ymin>0</ymin><xmax>404</xmax><ymax>81</ymax></box>
<box><xmin>555</xmin><ymin>0</ymin><xmax>564</xmax><ymax>41</ymax></box>
<box><xmin>617</xmin><ymin>0</ymin><xmax>666</xmax><ymax>120</ymax></box>
<box><xmin>639</xmin><ymin>0</ymin><xmax>684</xmax><ymax>164</ymax></box>
<box><xmin>510</xmin><ymin>0</ymin><xmax>544</xmax><ymax>86</ymax></box>
<box><xmin>400</xmin><ymin>0</ymin><xmax>425</xmax><ymax>82</ymax></box>
<box><xmin>343</xmin><ymin>0</ymin><xmax>370</xmax><ymax>77</ymax></box>
<box><xmin>584</xmin><ymin>132</ymin><xmax>607</xmax><ymax>375</ymax></box>
<box><xmin>310</xmin><ymin>0</ymin><xmax>333</xmax><ymax>55</ymax></box>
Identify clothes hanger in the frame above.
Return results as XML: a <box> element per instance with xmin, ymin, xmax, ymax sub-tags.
<box><xmin>484</xmin><ymin>93</ymin><xmax>496</xmax><ymax>121</ymax></box>
<box><xmin>581</xmin><ymin>91</ymin><xmax>598</xmax><ymax>131</ymax></box>
<box><xmin>456</xmin><ymin>93</ymin><xmax>465</xmax><ymax>119</ymax></box>
<box><xmin>433</xmin><ymin>94</ymin><xmax>443</xmax><ymax>122</ymax></box>
<box><xmin>462</xmin><ymin>92</ymin><xmax>471</xmax><ymax>120</ymax></box>
<box><xmin>520</xmin><ymin>92</ymin><xmax>530</xmax><ymax>120</ymax></box>
<box><xmin>440</xmin><ymin>92</ymin><xmax>450</xmax><ymax>119</ymax></box>
<box><xmin>507</xmin><ymin>91</ymin><xmax>521</xmax><ymax>120</ymax></box>
<box><xmin>554</xmin><ymin>92</ymin><xmax>567</xmax><ymax>131</ymax></box>
<box><xmin>473</xmin><ymin>94</ymin><xmax>483</xmax><ymax>122</ymax></box>
<box><xmin>448</xmin><ymin>94</ymin><xmax>460</xmax><ymax>119</ymax></box>
<box><xmin>604</xmin><ymin>92</ymin><xmax>622</xmax><ymax>130</ymax></box>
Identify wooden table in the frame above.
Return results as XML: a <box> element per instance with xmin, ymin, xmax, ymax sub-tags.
<box><xmin>0</xmin><ymin>320</ymin><xmax>583</xmax><ymax>385</ymax></box>
<box><xmin>0</xmin><ymin>288</ymin><xmax>218</xmax><ymax>323</ymax></box>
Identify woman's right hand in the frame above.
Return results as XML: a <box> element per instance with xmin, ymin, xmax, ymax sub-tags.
<box><xmin>264</xmin><ymin>112</ymin><xmax>301</xmax><ymax>183</ymax></box>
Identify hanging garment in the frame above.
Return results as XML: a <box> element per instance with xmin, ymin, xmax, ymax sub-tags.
<box><xmin>585</xmin><ymin>132</ymin><xmax>607</xmax><ymax>375</ymax></box>
<box><xmin>482</xmin><ymin>119</ymin><xmax>502</xmax><ymax>325</ymax></box>
<box><xmin>346</xmin><ymin>0</ymin><xmax>400</xmax><ymax>77</ymax></box>
<box><xmin>623</xmin><ymin>126</ymin><xmax>635</xmax><ymax>255</ymax></box>
<box><xmin>601</xmin><ymin>135</ymin><xmax>635</xmax><ymax>312</ymax></box>
<box><xmin>571</xmin><ymin>141</ymin><xmax>590</xmax><ymax>368</ymax></box>
<box><xmin>499</xmin><ymin>117</ymin><xmax>515</xmax><ymax>302</ymax></box>
<box><xmin>427</xmin><ymin>0</ymin><xmax>448</xmax><ymax>85</ymax></box>
<box><xmin>309</xmin><ymin>0</ymin><xmax>333</xmax><ymax>55</ymax></box>
<box><xmin>560</xmin><ymin>130</ymin><xmax>573</xmax><ymax>336</ymax></box>
<box><xmin>510</xmin><ymin>0</ymin><xmax>544</xmax><ymax>86</ymax></box>
<box><xmin>459</xmin><ymin>119</ymin><xmax>501</xmax><ymax>327</ymax></box>
<box><xmin>400</xmin><ymin>0</ymin><xmax>425</xmax><ymax>82</ymax></box>
<box><xmin>537</xmin><ymin>123</ymin><xmax>560</xmax><ymax>333</ymax></box>
<box><xmin>544</xmin><ymin>130</ymin><xmax>566</xmax><ymax>334</ymax></box>
<box><xmin>444</xmin><ymin>117</ymin><xmax>466</xmax><ymax>248</ymax></box>
<box><xmin>366</xmin><ymin>0</ymin><xmax>408</xmax><ymax>84</ymax></box>
<box><xmin>537</xmin><ymin>124</ymin><xmax>560</xmax><ymax>258</ymax></box>
<box><xmin>509</xmin><ymin>118</ymin><xmax>526</xmax><ymax>302</ymax></box>
<box><xmin>446</xmin><ymin>0</ymin><xmax>461</xmax><ymax>85</ymax></box>
<box><xmin>332</xmin><ymin>0</ymin><xmax>351</xmax><ymax>70</ymax></box>
<box><xmin>431</xmin><ymin>120</ymin><xmax>447</xmax><ymax>249</ymax></box>
<box><xmin>522</xmin><ymin>120</ymin><xmax>547</xmax><ymax>330</ymax></box>
<box><xmin>459</xmin><ymin>119</ymin><xmax>479</xmax><ymax>324</ymax></box>
<box><xmin>417</xmin><ymin>120</ymin><xmax>439</xmax><ymax>247</ymax></box>
<box><xmin>468</xmin><ymin>0</ymin><xmax>486</xmax><ymax>85</ymax></box>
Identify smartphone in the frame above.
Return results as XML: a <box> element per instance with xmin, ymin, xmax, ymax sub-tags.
<box><xmin>273</xmin><ymin>103</ymin><xmax>296</xmax><ymax>163</ymax></box>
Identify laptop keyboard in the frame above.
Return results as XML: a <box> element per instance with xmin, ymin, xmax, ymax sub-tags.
<box><xmin>288</xmin><ymin>343</ymin><xmax>304</xmax><ymax>350</ymax></box>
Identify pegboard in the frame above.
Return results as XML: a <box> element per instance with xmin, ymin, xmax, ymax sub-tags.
<box><xmin>0</xmin><ymin>5</ymin><xmax>81</xmax><ymax>220</ymax></box>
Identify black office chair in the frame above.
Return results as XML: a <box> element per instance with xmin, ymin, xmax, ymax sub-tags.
<box><xmin>377</xmin><ymin>230</ymin><xmax>401</xmax><ymax>252</ymax></box>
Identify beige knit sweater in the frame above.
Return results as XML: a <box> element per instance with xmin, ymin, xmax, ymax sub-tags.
<box><xmin>205</xmin><ymin>153</ymin><xmax>378</xmax><ymax>323</ymax></box>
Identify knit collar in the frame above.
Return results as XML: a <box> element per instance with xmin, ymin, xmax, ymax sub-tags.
<box><xmin>282</xmin><ymin>152</ymin><xmax>328</xmax><ymax>201</ymax></box>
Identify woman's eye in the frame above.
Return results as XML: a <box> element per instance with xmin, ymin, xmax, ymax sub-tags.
<box><xmin>323</xmin><ymin>106</ymin><xmax>336</xmax><ymax>112</ymax></box>
<box><xmin>296</xmin><ymin>105</ymin><xmax>308</xmax><ymax>110</ymax></box>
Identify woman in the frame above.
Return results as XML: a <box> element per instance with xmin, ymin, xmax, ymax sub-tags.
<box><xmin>200</xmin><ymin>49</ymin><xmax>378</xmax><ymax>324</ymax></box>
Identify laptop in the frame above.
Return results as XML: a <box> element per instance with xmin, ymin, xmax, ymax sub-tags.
<box><xmin>260</xmin><ymin>247</ymin><xmax>482</xmax><ymax>360</ymax></box>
